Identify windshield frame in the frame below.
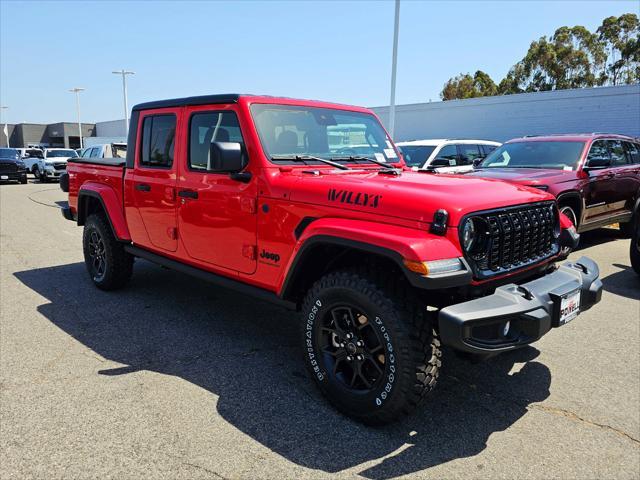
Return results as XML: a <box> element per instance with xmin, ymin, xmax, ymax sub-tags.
<box><xmin>249</xmin><ymin>102</ymin><xmax>402</xmax><ymax>168</ymax></box>
<box><xmin>479</xmin><ymin>140</ymin><xmax>587</xmax><ymax>171</ymax></box>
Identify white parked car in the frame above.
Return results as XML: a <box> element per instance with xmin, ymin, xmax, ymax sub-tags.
<box><xmin>31</xmin><ymin>148</ymin><xmax>78</xmax><ymax>182</ymax></box>
<box><xmin>396</xmin><ymin>139</ymin><xmax>501</xmax><ymax>174</ymax></box>
<box><xmin>79</xmin><ymin>143</ymin><xmax>127</xmax><ymax>160</ymax></box>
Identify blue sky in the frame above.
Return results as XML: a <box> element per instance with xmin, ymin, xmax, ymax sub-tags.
<box><xmin>1</xmin><ymin>0</ymin><xmax>637</xmax><ymax>124</ymax></box>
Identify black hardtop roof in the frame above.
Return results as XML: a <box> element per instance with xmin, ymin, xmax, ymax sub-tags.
<box><xmin>132</xmin><ymin>94</ymin><xmax>242</xmax><ymax>111</ymax></box>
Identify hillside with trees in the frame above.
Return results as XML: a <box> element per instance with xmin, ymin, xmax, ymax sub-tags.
<box><xmin>441</xmin><ymin>13</ymin><xmax>639</xmax><ymax>100</ymax></box>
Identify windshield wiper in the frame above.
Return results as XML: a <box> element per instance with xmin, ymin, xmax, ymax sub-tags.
<box><xmin>271</xmin><ymin>154</ymin><xmax>350</xmax><ymax>170</ymax></box>
<box><xmin>331</xmin><ymin>155</ymin><xmax>398</xmax><ymax>169</ymax></box>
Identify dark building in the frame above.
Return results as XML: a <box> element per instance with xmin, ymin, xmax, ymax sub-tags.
<box><xmin>4</xmin><ymin>122</ymin><xmax>95</xmax><ymax>149</ymax></box>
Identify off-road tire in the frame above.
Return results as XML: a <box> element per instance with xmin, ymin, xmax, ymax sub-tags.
<box><xmin>19</xmin><ymin>176</ymin><xmax>27</xmax><ymax>184</ymax></box>
<box><xmin>83</xmin><ymin>213</ymin><xmax>133</xmax><ymax>290</ymax></box>
<box><xmin>300</xmin><ymin>269</ymin><xmax>441</xmax><ymax>425</ymax></box>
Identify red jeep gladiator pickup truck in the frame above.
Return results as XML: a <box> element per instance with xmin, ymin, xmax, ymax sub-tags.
<box><xmin>60</xmin><ymin>94</ymin><xmax>602</xmax><ymax>424</ymax></box>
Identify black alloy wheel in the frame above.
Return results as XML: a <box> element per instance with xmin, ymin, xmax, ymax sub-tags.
<box><xmin>87</xmin><ymin>229</ymin><xmax>107</xmax><ymax>282</ymax></box>
<box><xmin>319</xmin><ymin>305</ymin><xmax>386</xmax><ymax>392</ymax></box>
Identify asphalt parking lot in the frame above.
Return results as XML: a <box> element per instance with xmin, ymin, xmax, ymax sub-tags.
<box><xmin>1</xmin><ymin>181</ymin><xmax>639</xmax><ymax>479</ymax></box>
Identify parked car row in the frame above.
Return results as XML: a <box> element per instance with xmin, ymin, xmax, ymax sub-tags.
<box><xmin>0</xmin><ymin>143</ymin><xmax>128</xmax><ymax>184</ymax></box>
<box><xmin>396</xmin><ymin>133</ymin><xmax>640</xmax><ymax>244</ymax></box>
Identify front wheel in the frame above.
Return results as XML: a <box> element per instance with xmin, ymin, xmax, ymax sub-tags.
<box><xmin>301</xmin><ymin>270</ymin><xmax>441</xmax><ymax>424</ymax></box>
<box><xmin>82</xmin><ymin>213</ymin><xmax>134</xmax><ymax>290</ymax></box>
<box><xmin>560</xmin><ymin>205</ymin><xmax>579</xmax><ymax>254</ymax></box>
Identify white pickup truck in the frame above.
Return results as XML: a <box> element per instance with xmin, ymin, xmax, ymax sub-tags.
<box><xmin>28</xmin><ymin>148</ymin><xmax>78</xmax><ymax>182</ymax></box>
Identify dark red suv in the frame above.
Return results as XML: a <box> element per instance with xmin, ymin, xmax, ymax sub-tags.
<box><xmin>468</xmin><ymin>133</ymin><xmax>640</xmax><ymax>236</ymax></box>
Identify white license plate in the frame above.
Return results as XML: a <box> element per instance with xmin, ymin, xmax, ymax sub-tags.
<box><xmin>559</xmin><ymin>289</ymin><xmax>581</xmax><ymax>325</ymax></box>
<box><xmin>0</xmin><ymin>175</ymin><xmax>8</xmax><ymax>180</ymax></box>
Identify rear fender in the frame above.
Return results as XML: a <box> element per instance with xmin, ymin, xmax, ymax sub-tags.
<box><xmin>77</xmin><ymin>183</ymin><xmax>131</xmax><ymax>241</ymax></box>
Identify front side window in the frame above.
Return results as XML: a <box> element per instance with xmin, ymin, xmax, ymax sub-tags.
<box><xmin>481</xmin><ymin>141</ymin><xmax>586</xmax><ymax>170</ymax></box>
<box><xmin>432</xmin><ymin>144</ymin><xmax>458</xmax><ymax>166</ymax></box>
<box><xmin>586</xmin><ymin>140</ymin><xmax>610</xmax><ymax>166</ymax></box>
<box><xmin>608</xmin><ymin>140</ymin><xmax>628</xmax><ymax>166</ymax></box>
<box><xmin>397</xmin><ymin>145</ymin><xmax>436</xmax><ymax>168</ymax></box>
<box><xmin>189</xmin><ymin>111</ymin><xmax>244</xmax><ymax>170</ymax></box>
<box><xmin>140</xmin><ymin>114</ymin><xmax>176</xmax><ymax>168</ymax></box>
<box><xmin>250</xmin><ymin>104</ymin><xmax>398</xmax><ymax>165</ymax></box>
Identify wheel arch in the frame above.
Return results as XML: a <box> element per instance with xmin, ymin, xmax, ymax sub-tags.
<box><xmin>279</xmin><ymin>235</ymin><xmax>411</xmax><ymax>304</ymax></box>
<box><xmin>77</xmin><ymin>186</ymin><xmax>131</xmax><ymax>241</ymax></box>
<box><xmin>556</xmin><ymin>191</ymin><xmax>583</xmax><ymax>226</ymax></box>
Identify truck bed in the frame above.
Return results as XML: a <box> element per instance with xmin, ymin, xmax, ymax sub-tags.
<box><xmin>66</xmin><ymin>159</ymin><xmax>126</xmax><ymax>217</ymax></box>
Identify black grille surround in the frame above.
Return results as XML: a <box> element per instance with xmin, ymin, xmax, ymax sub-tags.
<box><xmin>0</xmin><ymin>162</ymin><xmax>18</xmax><ymax>173</ymax></box>
<box><xmin>53</xmin><ymin>162</ymin><xmax>67</xmax><ymax>171</ymax></box>
<box><xmin>459</xmin><ymin>201</ymin><xmax>560</xmax><ymax>280</ymax></box>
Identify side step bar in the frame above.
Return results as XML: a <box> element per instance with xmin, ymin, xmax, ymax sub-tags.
<box><xmin>124</xmin><ymin>245</ymin><xmax>296</xmax><ymax>311</ymax></box>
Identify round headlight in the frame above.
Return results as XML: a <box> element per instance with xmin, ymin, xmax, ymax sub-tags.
<box><xmin>462</xmin><ymin>219</ymin><xmax>475</xmax><ymax>252</ymax></box>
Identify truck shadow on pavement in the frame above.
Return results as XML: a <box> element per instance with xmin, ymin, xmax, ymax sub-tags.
<box><xmin>15</xmin><ymin>261</ymin><xmax>552</xmax><ymax>479</ymax></box>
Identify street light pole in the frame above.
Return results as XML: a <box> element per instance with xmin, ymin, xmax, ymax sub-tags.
<box><xmin>0</xmin><ymin>106</ymin><xmax>8</xmax><ymax>147</ymax></box>
<box><xmin>388</xmin><ymin>0</ymin><xmax>401</xmax><ymax>140</ymax></box>
<box><xmin>69</xmin><ymin>88</ymin><xmax>85</xmax><ymax>149</ymax></box>
<box><xmin>112</xmin><ymin>70</ymin><xmax>135</xmax><ymax>136</ymax></box>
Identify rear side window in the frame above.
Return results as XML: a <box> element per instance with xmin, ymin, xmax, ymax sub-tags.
<box><xmin>89</xmin><ymin>147</ymin><xmax>100</xmax><ymax>158</ymax></box>
<box><xmin>140</xmin><ymin>114</ymin><xmax>176</xmax><ymax>168</ymax></box>
<box><xmin>189</xmin><ymin>111</ymin><xmax>244</xmax><ymax>170</ymax></box>
<box><xmin>608</xmin><ymin>140</ymin><xmax>628</xmax><ymax>166</ymax></box>
<box><xmin>457</xmin><ymin>144</ymin><xmax>482</xmax><ymax>165</ymax></box>
<box><xmin>624</xmin><ymin>142</ymin><xmax>640</xmax><ymax>164</ymax></box>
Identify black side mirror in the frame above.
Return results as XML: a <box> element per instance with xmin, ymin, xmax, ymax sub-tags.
<box><xmin>473</xmin><ymin>158</ymin><xmax>482</xmax><ymax>167</ymax></box>
<box><xmin>208</xmin><ymin>142</ymin><xmax>246</xmax><ymax>173</ymax></box>
<box><xmin>584</xmin><ymin>158</ymin><xmax>610</xmax><ymax>170</ymax></box>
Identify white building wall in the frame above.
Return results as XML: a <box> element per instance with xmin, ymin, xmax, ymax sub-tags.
<box><xmin>372</xmin><ymin>84</ymin><xmax>640</xmax><ymax>143</ymax></box>
<box><xmin>95</xmin><ymin>119</ymin><xmax>127</xmax><ymax>138</ymax></box>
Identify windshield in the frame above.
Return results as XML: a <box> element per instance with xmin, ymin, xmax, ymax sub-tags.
<box><xmin>250</xmin><ymin>104</ymin><xmax>399</xmax><ymax>165</ymax></box>
<box><xmin>47</xmin><ymin>149</ymin><xmax>78</xmax><ymax>158</ymax></box>
<box><xmin>0</xmin><ymin>148</ymin><xmax>20</xmax><ymax>160</ymax></box>
<box><xmin>480</xmin><ymin>141</ymin><xmax>586</xmax><ymax>170</ymax></box>
<box><xmin>397</xmin><ymin>145</ymin><xmax>436</xmax><ymax>167</ymax></box>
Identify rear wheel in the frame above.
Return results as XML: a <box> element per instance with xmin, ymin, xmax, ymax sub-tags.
<box><xmin>301</xmin><ymin>269</ymin><xmax>441</xmax><ymax>424</ymax></box>
<box><xmin>83</xmin><ymin>213</ymin><xmax>133</xmax><ymax>290</ymax></box>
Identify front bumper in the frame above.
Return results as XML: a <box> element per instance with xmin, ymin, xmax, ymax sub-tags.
<box><xmin>0</xmin><ymin>171</ymin><xmax>27</xmax><ymax>181</ymax></box>
<box><xmin>438</xmin><ymin>256</ymin><xmax>602</xmax><ymax>354</ymax></box>
<box><xmin>44</xmin><ymin>168</ymin><xmax>65</xmax><ymax>179</ymax></box>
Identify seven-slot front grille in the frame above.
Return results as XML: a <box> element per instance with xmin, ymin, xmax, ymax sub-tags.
<box><xmin>465</xmin><ymin>202</ymin><xmax>559</xmax><ymax>279</ymax></box>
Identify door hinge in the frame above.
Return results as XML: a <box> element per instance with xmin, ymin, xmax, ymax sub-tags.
<box><xmin>167</xmin><ymin>227</ymin><xmax>178</xmax><ymax>240</ymax></box>
<box><xmin>242</xmin><ymin>244</ymin><xmax>256</xmax><ymax>260</ymax></box>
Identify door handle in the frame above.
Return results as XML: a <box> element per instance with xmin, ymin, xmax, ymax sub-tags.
<box><xmin>178</xmin><ymin>190</ymin><xmax>198</xmax><ymax>199</ymax></box>
<box><xmin>135</xmin><ymin>183</ymin><xmax>151</xmax><ymax>192</ymax></box>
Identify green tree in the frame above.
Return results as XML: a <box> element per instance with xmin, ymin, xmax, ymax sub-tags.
<box><xmin>440</xmin><ymin>13</ymin><xmax>638</xmax><ymax>100</ymax></box>
<box><xmin>440</xmin><ymin>70</ymin><xmax>498</xmax><ymax>100</ymax></box>
<box><xmin>598</xmin><ymin>14</ymin><xmax>640</xmax><ymax>85</ymax></box>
